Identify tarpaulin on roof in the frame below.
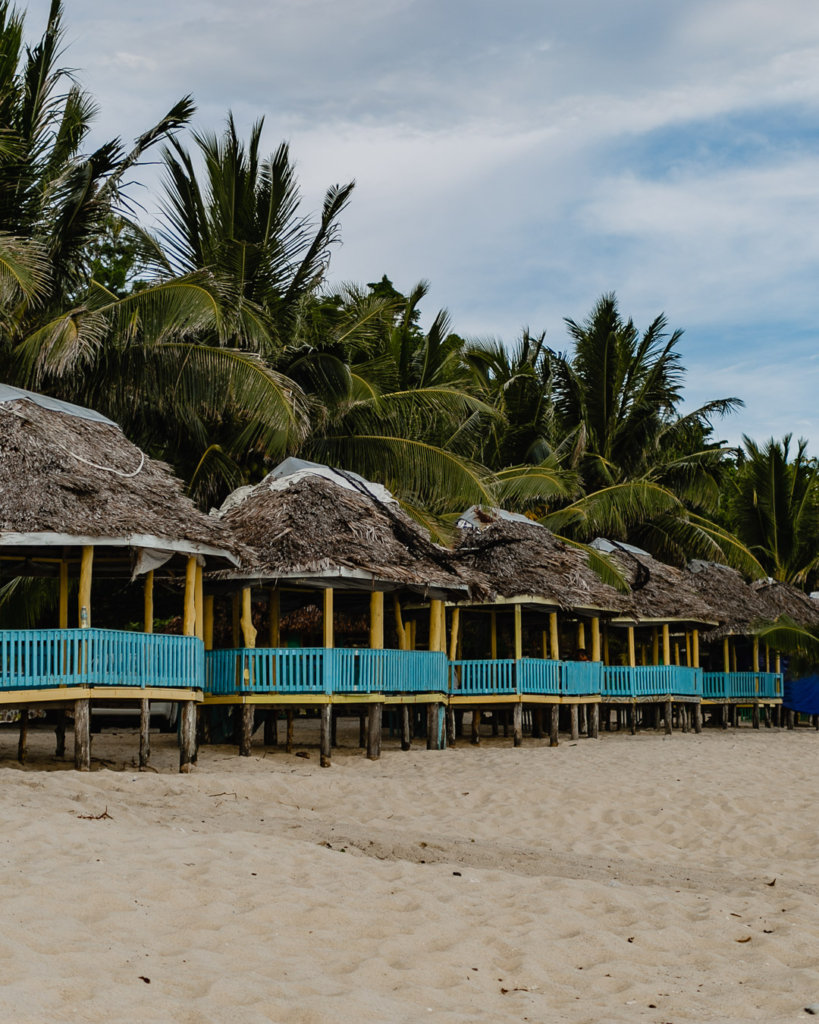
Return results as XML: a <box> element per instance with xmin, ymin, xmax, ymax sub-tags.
<box><xmin>0</xmin><ymin>384</ymin><xmax>115</xmax><ymax>425</ymax></box>
<box><xmin>784</xmin><ymin>676</ymin><xmax>819</xmax><ymax>714</ymax></box>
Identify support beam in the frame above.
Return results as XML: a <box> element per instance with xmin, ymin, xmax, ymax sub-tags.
<box><xmin>183</xmin><ymin>557</ymin><xmax>197</xmax><ymax>638</ymax></box>
<box><xmin>179</xmin><ymin>701</ymin><xmax>197</xmax><ymax>772</ymax></box>
<box><xmin>139</xmin><ymin>699</ymin><xmax>151</xmax><ymax>768</ymax></box>
<box><xmin>195</xmin><ymin>563</ymin><xmax>204</xmax><ymax>641</ymax></box>
<box><xmin>78</xmin><ymin>546</ymin><xmax>93</xmax><ymax>627</ymax></box>
<box><xmin>144</xmin><ymin>570</ymin><xmax>154</xmax><ymax>634</ymax></box>
<box><xmin>240</xmin><ymin>587</ymin><xmax>257</xmax><ymax>648</ymax></box>
<box><xmin>693</xmin><ymin>702</ymin><xmax>703</xmax><ymax>733</ymax></box>
<box><xmin>74</xmin><ymin>698</ymin><xmax>91</xmax><ymax>771</ymax></box>
<box><xmin>576</xmin><ymin>620</ymin><xmax>586</xmax><ymax>652</ymax></box>
<box><xmin>429</xmin><ymin>599</ymin><xmax>443</xmax><ymax>653</ymax></box>
<box><xmin>753</xmin><ymin>636</ymin><xmax>760</xmax><ymax>672</ymax></box>
<box><xmin>369</xmin><ymin>591</ymin><xmax>384</xmax><ymax>650</ymax></box>
<box><xmin>322</xmin><ymin>588</ymin><xmax>334</xmax><ymax>649</ymax></box>
<box><xmin>449</xmin><ymin>607</ymin><xmax>461</xmax><ymax>661</ymax></box>
<box><xmin>367</xmin><ymin>702</ymin><xmax>383</xmax><ymax>760</ymax></box>
<box><xmin>393</xmin><ymin>595</ymin><xmax>407</xmax><ymax>650</ymax></box>
<box><xmin>513</xmin><ymin>603</ymin><xmax>523</xmax><ymax>661</ymax></box>
<box><xmin>589</xmin><ymin>702</ymin><xmax>599</xmax><ymax>739</ymax></box>
<box><xmin>239</xmin><ymin>705</ymin><xmax>254</xmax><ymax>756</ymax></box>
<box><xmin>549</xmin><ymin>704</ymin><xmax>559</xmax><ymax>747</ymax></box>
<box><xmin>203</xmin><ymin>595</ymin><xmax>214</xmax><ymax>651</ymax></box>
<box><xmin>570</xmin><ymin>704</ymin><xmax>579</xmax><ymax>740</ymax></box>
<box><xmin>320</xmin><ymin>705</ymin><xmax>332</xmax><ymax>767</ymax></box>
<box><xmin>512</xmin><ymin>702</ymin><xmax>523</xmax><ymax>747</ymax></box>
<box><xmin>662</xmin><ymin>623</ymin><xmax>671</xmax><ymax>667</ymax></box>
<box><xmin>627</xmin><ymin>626</ymin><xmax>636</xmax><ymax>668</ymax></box>
<box><xmin>549</xmin><ymin>612</ymin><xmax>560</xmax><ymax>661</ymax></box>
<box><xmin>692</xmin><ymin>629</ymin><xmax>700</xmax><ymax>669</ymax></box>
<box><xmin>591</xmin><ymin>617</ymin><xmax>601</xmax><ymax>662</ymax></box>
<box><xmin>664</xmin><ymin>699</ymin><xmax>673</xmax><ymax>735</ymax></box>
<box><xmin>400</xmin><ymin>705</ymin><xmax>411</xmax><ymax>751</ymax></box>
<box><xmin>723</xmin><ymin>636</ymin><xmax>731</xmax><ymax>674</ymax></box>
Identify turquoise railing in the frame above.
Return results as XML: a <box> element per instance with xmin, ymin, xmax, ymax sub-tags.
<box><xmin>703</xmin><ymin>671</ymin><xmax>782</xmax><ymax>700</ymax></box>
<box><xmin>205</xmin><ymin>648</ymin><xmax>449</xmax><ymax>696</ymax></box>
<box><xmin>602</xmin><ymin>665</ymin><xmax>702</xmax><ymax>699</ymax></box>
<box><xmin>0</xmin><ymin>628</ymin><xmax>203</xmax><ymax>690</ymax></box>
<box><xmin>448</xmin><ymin>658</ymin><xmax>604</xmax><ymax>696</ymax></box>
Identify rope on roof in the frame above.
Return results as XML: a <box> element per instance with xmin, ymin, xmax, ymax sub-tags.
<box><xmin>63</xmin><ymin>447</ymin><xmax>146</xmax><ymax>479</ymax></box>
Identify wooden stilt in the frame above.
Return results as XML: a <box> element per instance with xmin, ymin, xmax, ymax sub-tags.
<box><xmin>367</xmin><ymin>703</ymin><xmax>383</xmax><ymax>760</ymax></box>
<box><xmin>589</xmin><ymin>702</ymin><xmax>599</xmax><ymax>739</ymax></box>
<box><xmin>550</xmin><ymin>704</ymin><xmax>559</xmax><ymax>747</ymax></box>
<box><xmin>446</xmin><ymin>706</ymin><xmax>456</xmax><ymax>747</ymax></box>
<box><xmin>629</xmin><ymin>703</ymin><xmax>637</xmax><ymax>735</ymax></box>
<box><xmin>74</xmin><ymin>698</ymin><xmax>91</xmax><ymax>771</ymax></box>
<box><xmin>286</xmin><ymin>710</ymin><xmax>295</xmax><ymax>753</ymax></box>
<box><xmin>17</xmin><ymin>709</ymin><xmax>27</xmax><ymax>763</ymax></box>
<box><xmin>570</xmin><ymin>704</ymin><xmax>579</xmax><ymax>740</ymax></box>
<box><xmin>752</xmin><ymin>703</ymin><xmax>760</xmax><ymax>730</ymax></box>
<box><xmin>512</xmin><ymin>702</ymin><xmax>523</xmax><ymax>747</ymax></box>
<box><xmin>179</xmin><ymin>701</ymin><xmax>197</xmax><ymax>772</ymax></box>
<box><xmin>183</xmin><ymin>557</ymin><xmax>197</xmax><ymax>638</ymax></box>
<box><xmin>401</xmin><ymin>705</ymin><xmax>411</xmax><ymax>751</ymax></box>
<box><xmin>78</xmin><ymin>546</ymin><xmax>93</xmax><ymax>627</ymax></box>
<box><xmin>471</xmin><ymin>708</ymin><xmax>481</xmax><ymax>745</ymax></box>
<box><xmin>787</xmin><ymin>708</ymin><xmax>795</xmax><ymax>730</ymax></box>
<box><xmin>693</xmin><ymin>702</ymin><xmax>703</xmax><ymax>733</ymax></box>
<box><xmin>664</xmin><ymin>699</ymin><xmax>673</xmax><ymax>735</ymax></box>
<box><xmin>764</xmin><ymin>704</ymin><xmax>772</xmax><ymax>728</ymax></box>
<box><xmin>139</xmin><ymin>699</ymin><xmax>150</xmax><ymax>768</ymax></box>
<box><xmin>320</xmin><ymin>705</ymin><xmax>332</xmax><ymax>767</ymax></box>
<box><xmin>239</xmin><ymin>704</ymin><xmax>254</xmax><ymax>756</ymax></box>
<box><xmin>579</xmin><ymin>703</ymin><xmax>588</xmax><ymax>736</ymax></box>
<box><xmin>549</xmin><ymin>612</ymin><xmax>560</xmax><ymax>660</ymax></box>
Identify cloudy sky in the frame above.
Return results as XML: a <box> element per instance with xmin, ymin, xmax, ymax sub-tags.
<box><xmin>30</xmin><ymin>0</ymin><xmax>819</xmax><ymax>444</ymax></box>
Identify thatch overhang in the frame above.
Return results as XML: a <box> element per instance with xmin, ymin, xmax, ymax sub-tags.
<box><xmin>0</xmin><ymin>385</ymin><xmax>239</xmax><ymax>576</ymax></box>
<box><xmin>210</xmin><ymin>459</ymin><xmax>482</xmax><ymax>602</ymax></box>
<box><xmin>751</xmin><ymin>578</ymin><xmax>819</xmax><ymax>632</ymax></box>
<box><xmin>453</xmin><ymin>507</ymin><xmax>628</xmax><ymax>616</ymax></box>
<box><xmin>591</xmin><ymin>539</ymin><xmax>718</xmax><ymax>628</ymax></box>
<box><xmin>686</xmin><ymin>561</ymin><xmax>771</xmax><ymax>640</ymax></box>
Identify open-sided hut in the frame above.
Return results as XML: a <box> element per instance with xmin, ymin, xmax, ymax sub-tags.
<box><xmin>0</xmin><ymin>384</ymin><xmax>239</xmax><ymax>770</ymax></box>
<box><xmin>207</xmin><ymin>459</ymin><xmax>481</xmax><ymax>759</ymax></box>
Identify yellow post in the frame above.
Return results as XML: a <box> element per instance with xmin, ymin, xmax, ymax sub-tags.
<box><xmin>640</xmin><ymin>642</ymin><xmax>647</xmax><ymax>666</ymax></box>
<box><xmin>627</xmin><ymin>626</ymin><xmax>636</xmax><ymax>667</ymax></box>
<box><xmin>204</xmin><ymin>595</ymin><xmax>214</xmax><ymax>651</ymax></box>
<box><xmin>439</xmin><ymin>602</ymin><xmax>447</xmax><ymax>653</ymax></box>
<box><xmin>409</xmin><ymin>619</ymin><xmax>417</xmax><ymax>650</ymax></box>
<box><xmin>765</xmin><ymin>642</ymin><xmax>770</xmax><ymax>672</ymax></box>
<box><xmin>269</xmin><ymin>588</ymin><xmax>280</xmax><ymax>647</ymax></box>
<box><xmin>662</xmin><ymin>623</ymin><xmax>671</xmax><ymax>666</ymax></box>
<box><xmin>77</xmin><ymin>545</ymin><xmax>93</xmax><ymax>627</ymax></box>
<box><xmin>59</xmin><ymin>560</ymin><xmax>68</xmax><ymax>629</ymax></box>
<box><xmin>576</xmin><ymin>620</ymin><xmax>586</xmax><ymax>651</ymax></box>
<box><xmin>449</xmin><ymin>607</ymin><xmax>461</xmax><ymax>661</ymax></box>
<box><xmin>393</xmin><ymin>594</ymin><xmax>407</xmax><ymax>651</ymax></box>
<box><xmin>674</xmin><ymin>641</ymin><xmax>680</xmax><ymax>667</ymax></box>
<box><xmin>692</xmin><ymin>629</ymin><xmax>700</xmax><ymax>668</ymax></box>
<box><xmin>183</xmin><ymin>556</ymin><xmax>197</xmax><ymax>637</ymax></box>
<box><xmin>542</xmin><ymin>630</ymin><xmax>548</xmax><ymax>659</ymax></box>
<box><xmin>752</xmin><ymin>636</ymin><xmax>760</xmax><ymax>672</ymax></box>
<box><xmin>370</xmin><ymin>591</ymin><xmax>384</xmax><ymax>650</ymax></box>
<box><xmin>143</xmin><ymin>570</ymin><xmax>154</xmax><ymax>634</ymax></box>
<box><xmin>652</xmin><ymin>628</ymin><xmax>659</xmax><ymax>665</ymax></box>
<box><xmin>775</xmin><ymin>651</ymin><xmax>781</xmax><ymax>674</ymax></box>
<box><xmin>194</xmin><ymin>563</ymin><xmax>204</xmax><ymax>642</ymax></box>
<box><xmin>513</xmin><ymin>603</ymin><xmax>523</xmax><ymax>660</ymax></box>
<box><xmin>240</xmin><ymin>586</ymin><xmax>256</xmax><ymax>648</ymax></box>
<box><xmin>490</xmin><ymin>610</ymin><xmax>498</xmax><ymax>659</ymax></box>
<box><xmin>591</xmin><ymin>616</ymin><xmax>601</xmax><ymax>662</ymax></box>
<box><xmin>429</xmin><ymin>599</ymin><xmax>443</xmax><ymax>653</ymax></box>
<box><xmin>322</xmin><ymin>588</ymin><xmax>334</xmax><ymax>649</ymax></box>
<box><xmin>723</xmin><ymin>636</ymin><xmax>730</xmax><ymax>673</ymax></box>
<box><xmin>603</xmin><ymin>624</ymin><xmax>610</xmax><ymax>666</ymax></box>
<box><xmin>549</xmin><ymin>612</ymin><xmax>560</xmax><ymax>661</ymax></box>
<box><xmin>731</xmin><ymin>642</ymin><xmax>738</xmax><ymax>673</ymax></box>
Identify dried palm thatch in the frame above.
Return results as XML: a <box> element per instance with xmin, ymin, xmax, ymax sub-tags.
<box><xmin>0</xmin><ymin>385</ymin><xmax>238</xmax><ymax>571</ymax></box>
<box><xmin>454</xmin><ymin>508</ymin><xmax>628</xmax><ymax>614</ymax></box>
<box><xmin>212</xmin><ymin>464</ymin><xmax>481</xmax><ymax>599</ymax></box>
<box><xmin>591</xmin><ymin>539</ymin><xmax>717</xmax><ymax>626</ymax></box>
<box><xmin>751</xmin><ymin>578</ymin><xmax>819</xmax><ymax>631</ymax></box>
<box><xmin>687</xmin><ymin>560</ymin><xmax>771</xmax><ymax>639</ymax></box>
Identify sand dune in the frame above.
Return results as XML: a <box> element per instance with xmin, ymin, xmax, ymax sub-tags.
<box><xmin>0</xmin><ymin>724</ymin><xmax>816</xmax><ymax>1023</ymax></box>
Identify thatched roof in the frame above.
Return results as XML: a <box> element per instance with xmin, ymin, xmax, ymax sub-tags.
<box><xmin>686</xmin><ymin>560</ymin><xmax>771</xmax><ymax>639</ymax></box>
<box><xmin>591</xmin><ymin>539</ymin><xmax>718</xmax><ymax>626</ymax></box>
<box><xmin>212</xmin><ymin>460</ymin><xmax>481</xmax><ymax>599</ymax></box>
<box><xmin>0</xmin><ymin>385</ymin><xmax>238</xmax><ymax>572</ymax></box>
<box><xmin>751</xmin><ymin>578</ymin><xmax>819</xmax><ymax>631</ymax></box>
<box><xmin>453</xmin><ymin>508</ymin><xmax>628</xmax><ymax>614</ymax></box>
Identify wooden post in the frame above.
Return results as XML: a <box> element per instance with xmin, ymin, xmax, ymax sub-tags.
<box><xmin>787</xmin><ymin>708</ymin><xmax>795</xmax><ymax>730</ymax></box>
<box><xmin>603</xmin><ymin>624</ymin><xmax>610</xmax><ymax>666</ymax></box>
<box><xmin>513</xmin><ymin>603</ymin><xmax>523</xmax><ymax>660</ymax></box>
<box><xmin>239</xmin><ymin>705</ymin><xmax>254</xmax><ymax>756</ymax></box>
<box><xmin>269</xmin><ymin>588</ymin><xmax>280</xmax><ymax>647</ymax></box>
<box><xmin>549</xmin><ymin>704</ymin><xmax>559</xmax><ymax>747</ymax></box>
<box><xmin>54</xmin><ymin>711</ymin><xmax>66</xmax><ymax>757</ymax></box>
<box><xmin>576</xmin><ymin>620</ymin><xmax>586</xmax><ymax>651</ymax></box>
<box><xmin>589</xmin><ymin>702</ymin><xmax>599</xmax><ymax>738</ymax></box>
<box><xmin>490</xmin><ymin>611</ymin><xmax>498</xmax><ymax>658</ymax></box>
<box><xmin>662</xmin><ymin>624</ymin><xmax>671</xmax><ymax>666</ymax></box>
<box><xmin>429</xmin><ymin>600</ymin><xmax>443</xmax><ymax>653</ymax></box>
<box><xmin>74</xmin><ymin>698</ymin><xmax>91</xmax><ymax>771</ymax></box>
<box><xmin>449</xmin><ymin>608</ymin><xmax>461</xmax><ymax>661</ymax></box>
<box><xmin>78</xmin><ymin>546</ymin><xmax>93</xmax><ymax>627</ymax></box>
<box><xmin>664</xmin><ymin>699</ymin><xmax>673</xmax><ymax>735</ymax></box>
<box><xmin>139</xmin><ymin>699</ymin><xmax>151</xmax><ymax>768</ymax></box>
<box><xmin>753</xmin><ymin>636</ymin><xmax>760</xmax><ymax>671</ymax></box>
<box><xmin>775</xmin><ymin>651</ymin><xmax>781</xmax><ymax>674</ymax></box>
<box><xmin>203</xmin><ymin>595</ymin><xmax>214</xmax><ymax>651</ymax></box>
<box><xmin>512</xmin><ymin>702</ymin><xmax>523</xmax><ymax>747</ymax></box>
<box><xmin>570</xmin><ymin>703</ymin><xmax>579</xmax><ymax>740</ymax></box>
<box><xmin>183</xmin><ymin>556</ymin><xmax>197</xmax><ymax>638</ymax></box>
<box><xmin>59</xmin><ymin>559</ymin><xmax>69</xmax><ymax>629</ymax></box>
<box><xmin>370</xmin><ymin>591</ymin><xmax>384</xmax><ymax>650</ymax></box>
<box><xmin>393</xmin><ymin>595</ymin><xmax>407</xmax><ymax>650</ymax></box>
<box><xmin>286</xmin><ymin>710</ymin><xmax>295</xmax><ymax>753</ymax></box>
<box><xmin>723</xmin><ymin>637</ymin><xmax>730</xmax><ymax>673</ymax></box>
<box><xmin>17</xmin><ymin>708</ymin><xmax>27</xmax><ymax>763</ymax></box>
<box><xmin>143</xmin><ymin>570</ymin><xmax>154</xmax><ymax>634</ymax></box>
<box><xmin>731</xmin><ymin>643</ymin><xmax>738</xmax><ymax>673</ymax></box>
<box><xmin>693</xmin><ymin>702</ymin><xmax>703</xmax><ymax>733</ymax></box>
<box><xmin>549</xmin><ymin>612</ymin><xmax>560</xmax><ymax>661</ymax></box>
<box><xmin>541</xmin><ymin>630</ymin><xmax>548</xmax><ymax>659</ymax></box>
<box><xmin>471</xmin><ymin>708</ymin><xmax>481</xmax><ymax>744</ymax></box>
<box><xmin>241</xmin><ymin>586</ymin><xmax>257</xmax><ymax>648</ymax></box>
<box><xmin>765</xmin><ymin>643</ymin><xmax>771</xmax><ymax>673</ymax></box>
<box><xmin>627</xmin><ymin>627</ymin><xmax>636</xmax><ymax>668</ymax></box>
<box><xmin>685</xmin><ymin>632</ymin><xmax>692</xmax><ymax>667</ymax></box>
<box><xmin>179</xmin><ymin>701</ymin><xmax>197</xmax><ymax>772</ymax></box>
<box><xmin>652</xmin><ymin>628</ymin><xmax>659</xmax><ymax>665</ymax></box>
<box><xmin>195</xmin><ymin>563</ymin><xmax>204</xmax><ymax>641</ymax></box>
<box><xmin>692</xmin><ymin>629</ymin><xmax>700</xmax><ymax>668</ymax></box>
<box><xmin>400</xmin><ymin>705</ymin><xmax>411</xmax><ymax>751</ymax></box>
<box><xmin>367</xmin><ymin>702</ymin><xmax>383</xmax><ymax>760</ymax></box>
<box><xmin>591</xmin><ymin>617</ymin><xmax>601</xmax><ymax>662</ymax></box>
<box><xmin>674</xmin><ymin>642</ymin><xmax>680</xmax><ymax>667</ymax></box>
<box><xmin>320</xmin><ymin>704</ymin><xmax>332</xmax><ymax>767</ymax></box>
<box><xmin>752</xmin><ymin>702</ymin><xmax>760</xmax><ymax>730</ymax></box>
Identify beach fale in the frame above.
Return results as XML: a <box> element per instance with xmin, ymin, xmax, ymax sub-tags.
<box><xmin>0</xmin><ymin>385</ymin><xmax>239</xmax><ymax>770</ymax></box>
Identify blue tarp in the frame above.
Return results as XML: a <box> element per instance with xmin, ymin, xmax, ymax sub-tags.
<box><xmin>784</xmin><ymin>676</ymin><xmax>819</xmax><ymax>714</ymax></box>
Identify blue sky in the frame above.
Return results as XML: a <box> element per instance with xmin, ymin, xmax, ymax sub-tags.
<box><xmin>31</xmin><ymin>0</ymin><xmax>819</xmax><ymax>446</ymax></box>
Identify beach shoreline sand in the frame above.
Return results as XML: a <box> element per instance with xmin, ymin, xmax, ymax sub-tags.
<box><xmin>0</xmin><ymin>724</ymin><xmax>816</xmax><ymax>1023</ymax></box>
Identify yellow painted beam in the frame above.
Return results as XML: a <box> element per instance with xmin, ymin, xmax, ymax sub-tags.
<box><xmin>513</xmin><ymin>603</ymin><xmax>523</xmax><ymax>660</ymax></box>
<box><xmin>195</xmin><ymin>563</ymin><xmax>204</xmax><ymax>641</ymax></box>
<box><xmin>269</xmin><ymin>588</ymin><xmax>280</xmax><ymax>647</ymax></box>
<box><xmin>323</xmin><ymin>588</ymin><xmax>334</xmax><ymax>649</ymax></box>
<box><xmin>143</xmin><ymin>570</ymin><xmax>154</xmax><ymax>634</ymax></box>
<box><xmin>591</xmin><ymin>616</ymin><xmax>601</xmax><ymax>662</ymax></box>
<box><xmin>627</xmin><ymin>626</ymin><xmax>636</xmax><ymax>668</ymax></box>
<box><xmin>549</xmin><ymin>612</ymin><xmax>560</xmax><ymax>661</ymax></box>
<box><xmin>204</xmin><ymin>595</ymin><xmax>214</xmax><ymax>651</ymax></box>
<box><xmin>692</xmin><ymin>628</ymin><xmax>700</xmax><ymax>668</ymax></box>
<box><xmin>240</xmin><ymin>586</ymin><xmax>257</xmax><ymax>649</ymax></box>
<box><xmin>765</xmin><ymin>642</ymin><xmax>770</xmax><ymax>673</ymax></box>
<box><xmin>78</xmin><ymin>546</ymin><xmax>93</xmax><ymax>627</ymax></box>
<box><xmin>775</xmin><ymin>651</ymin><xmax>781</xmax><ymax>673</ymax></box>
<box><xmin>576</xmin><ymin>620</ymin><xmax>586</xmax><ymax>651</ymax></box>
<box><xmin>429</xmin><ymin>599</ymin><xmax>443</xmax><ymax>653</ymax></box>
<box><xmin>541</xmin><ymin>629</ymin><xmax>548</xmax><ymax>660</ymax></box>
<box><xmin>183</xmin><ymin>556</ymin><xmax>197</xmax><ymax>637</ymax></box>
<box><xmin>393</xmin><ymin>594</ymin><xmax>407</xmax><ymax>651</ymax></box>
<box><xmin>723</xmin><ymin>636</ymin><xmax>730</xmax><ymax>673</ymax></box>
<box><xmin>370</xmin><ymin>591</ymin><xmax>385</xmax><ymax>650</ymax></box>
<box><xmin>752</xmin><ymin>636</ymin><xmax>760</xmax><ymax>672</ymax></box>
<box><xmin>662</xmin><ymin>623</ymin><xmax>671</xmax><ymax>666</ymax></box>
<box><xmin>58</xmin><ymin>560</ymin><xmax>68</xmax><ymax>630</ymax></box>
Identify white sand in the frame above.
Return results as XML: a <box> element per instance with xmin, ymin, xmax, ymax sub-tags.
<box><xmin>0</xmin><ymin>721</ymin><xmax>817</xmax><ymax>1023</ymax></box>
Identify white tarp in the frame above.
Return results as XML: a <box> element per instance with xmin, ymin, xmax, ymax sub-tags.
<box><xmin>590</xmin><ymin>537</ymin><xmax>651</xmax><ymax>558</ymax></box>
<box><xmin>0</xmin><ymin>384</ymin><xmax>116</xmax><ymax>425</ymax></box>
<box><xmin>456</xmin><ymin>505</ymin><xmax>539</xmax><ymax>530</ymax></box>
